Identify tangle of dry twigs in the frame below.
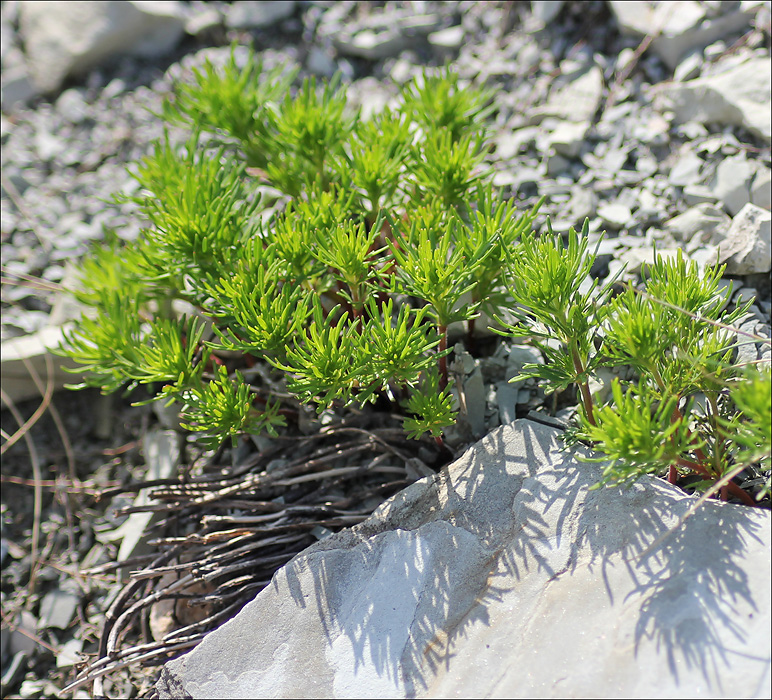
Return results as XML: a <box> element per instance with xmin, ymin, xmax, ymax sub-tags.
<box><xmin>62</xmin><ymin>415</ymin><xmax>445</xmax><ymax>697</ymax></box>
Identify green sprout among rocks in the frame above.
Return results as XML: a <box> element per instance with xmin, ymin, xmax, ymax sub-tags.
<box><xmin>57</xmin><ymin>46</ymin><xmax>770</xmax><ymax>506</ymax></box>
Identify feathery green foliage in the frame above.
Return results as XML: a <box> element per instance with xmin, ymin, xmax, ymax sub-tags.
<box><xmin>56</xmin><ymin>49</ymin><xmax>769</xmax><ymax>508</ymax></box>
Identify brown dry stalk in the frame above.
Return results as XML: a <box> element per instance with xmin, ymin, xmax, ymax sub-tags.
<box><xmin>0</xmin><ymin>386</ymin><xmax>44</xmax><ymax>596</ymax></box>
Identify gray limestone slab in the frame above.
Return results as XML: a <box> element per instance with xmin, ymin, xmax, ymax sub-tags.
<box><xmin>156</xmin><ymin>419</ymin><xmax>771</xmax><ymax>698</ymax></box>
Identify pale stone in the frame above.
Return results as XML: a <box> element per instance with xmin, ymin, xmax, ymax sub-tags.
<box><xmin>224</xmin><ymin>1</ymin><xmax>295</xmax><ymax>29</ymax></box>
<box><xmin>0</xmin><ymin>325</ymin><xmax>86</xmax><ymax>406</ymax></box>
<box><xmin>55</xmin><ymin>639</ymin><xmax>83</xmax><ymax>669</ymax></box>
<box><xmin>38</xmin><ymin>586</ymin><xmax>79</xmax><ymax>630</ymax></box>
<box><xmin>494</xmin><ymin>127</ymin><xmax>539</xmax><ymax>160</ymax></box>
<box><xmin>717</xmin><ymin>203</ymin><xmax>772</xmax><ymax>274</ymax></box>
<box><xmin>609</xmin><ymin>1</ymin><xmax>755</xmax><ymax>69</ymax></box>
<box><xmin>156</xmin><ymin>420</ymin><xmax>771</xmax><ymax>699</ymax></box>
<box><xmin>531</xmin><ymin>0</ymin><xmax>565</xmax><ymax>25</ymax></box>
<box><xmin>566</xmin><ymin>185</ymin><xmax>598</xmax><ymax>222</ymax></box>
<box><xmin>673</xmin><ymin>49</ymin><xmax>702</xmax><ymax>81</ymax></box>
<box><xmin>530</xmin><ymin>65</ymin><xmax>603</xmax><ymax>125</ymax></box>
<box><xmin>337</xmin><ymin>29</ymin><xmax>407</xmax><ymax>60</ymax></box>
<box><xmin>751</xmin><ymin>168</ymin><xmax>771</xmax><ymax>211</ymax></box>
<box><xmin>333</xmin><ymin>13</ymin><xmax>440</xmax><ymax>60</ymax></box>
<box><xmin>711</xmin><ymin>154</ymin><xmax>760</xmax><ymax>216</ymax></box>
<box><xmin>546</xmin><ymin>151</ymin><xmax>569</xmax><ymax>177</ymax></box>
<box><xmin>546</xmin><ymin>120</ymin><xmax>588</xmax><ymax>158</ymax></box>
<box><xmin>184</xmin><ymin>7</ymin><xmax>222</xmax><ymax>36</ymax></box>
<box><xmin>664</xmin><ymin>203</ymin><xmax>731</xmax><ymax>243</ymax></box>
<box><xmin>668</xmin><ymin>151</ymin><xmax>704</xmax><ymax>187</ymax></box>
<box><xmin>427</xmin><ymin>25</ymin><xmax>464</xmax><ymax>49</ymax></box>
<box><xmin>495</xmin><ymin>381</ymin><xmax>518</xmax><ymax>425</ymax></box>
<box><xmin>307</xmin><ymin>46</ymin><xmax>337</xmax><ymax>77</ymax></box>
<box><xmin>0</xmin><ymin>64</ymin><xmax>41</xmax><ymax>110</ymax></box>
<box><xmin>18</xmin><ymin>1</ymin><xmax>185</xmax><ymax>94</ymax></box>
<box><xmin>597</xmin><ymin>201</ymin><xmax>632</xmax><ymax>228</ymax></box>
<box><xmin>683</xmin><ymin>183</ymin><xmax>718</xmax><ymax>206</ymax></box>
<box><xmin>618</xmin><ymin>246</ymin><xmax>681</xmax><ymax>274</ymax></box>
<box><xmin>655</xmin><ymin>58</ymin><xmax>772</xmax><ymax>144</ymax></box>
<box><xmin>461</xmin><ymin>367</ymin><xmax>486</xmax><ymax>438</ymax></box>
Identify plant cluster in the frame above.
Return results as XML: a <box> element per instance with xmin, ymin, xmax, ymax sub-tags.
<box><xmin>57</xmin><ymin>46</ymin><xmax>770</xmax><ymax>504</ymax></box>
<box><xmin>496</xmin><ymin>225</ymin><xmax>770</xmax><ymax>504</ymax></box>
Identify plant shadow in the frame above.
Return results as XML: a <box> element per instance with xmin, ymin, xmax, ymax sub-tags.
<box><xmin>274</xmin><ymin>418</ymin><xmax>769</xmax><ymax>696</ymax></box>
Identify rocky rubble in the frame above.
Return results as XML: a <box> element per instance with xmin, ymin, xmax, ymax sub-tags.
<box><xmin>1</xmin><ymin>1</ymin><xmax>771</xmax><ymax>698</ymax></box>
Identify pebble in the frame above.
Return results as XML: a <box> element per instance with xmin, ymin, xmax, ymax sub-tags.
<box><xmin>428</xmin><ymin>25</ymin><xmax>464</xmax><ymax>49</ymax></box>
<box><xmin>55</xmin><ymin>638</ymin><xmax>84</xmax><ymax>669</ymax></box>
<box><xmin>750</xmin><ymin>167</ymin><xmax>771</xmax><ymax>210</ymax></box>
<box><xmin>8</xmin><ymin>611</ymin><xmax>41</xmax><ymax>656</ymax></box>
<box><xmin>664</xmin><ymin>203</ymin><xmax>730</xmax><ymax>244</ymax></box>
<box><xmin>38</xmin><ymin>585</ymin><xmax>81</xmax><ymax>630</ymax></box>
<box><xmin>224</xmin><ymin>0</ymin><xmax>296</xmax><ymax>29</ymax></box>
<box><xmin>683</xmin><ymin>183</ymin><xmax>717</xmax><ymax>206</ymax></box>
<box><xmin>711</xmin><ymin>154</ymin><xmax>759</xmax><ymax>216</ymax></box>
<box><xmin>719</xmin><ymin>203</ymin><xmax>771</xmax><ymax>275</ymax></box>
<box><xmin>54</xmin><ymin>88</ymin><xmax>89</xmax><ymax>124</ymax></box>
<box><xmin>597</xmin><ymin>202</ymin><xmax>632</xmax><ymax>229</ymax></box>
<box><xmin>668</xmin><ymin>152</ymin><xmax>704</xmax><ymax>187</ymax></box>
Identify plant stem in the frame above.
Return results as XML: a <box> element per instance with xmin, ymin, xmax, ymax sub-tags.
<box><xmin>570</xmin><ymin>341</ymin><xmax>595</xmax><ymax>426</ymax></box>
<box><xmin>438</xmin><ymin>325</ymin><xmax>448</xmax><ymax>390</ymax></box>
<box><xmin>677</xmin><ymin>457</ymin><xmax>755</xmax><ymax>505</ymax></box>
<box><xmin>466</xmin><ymin>316</ymin><xmax>477</xmax><ymax>354</ymax></box>
<box><xmin>706</xmin><ymin>392</ymin><xmax>726</xmax><ymax>478</ymax></box>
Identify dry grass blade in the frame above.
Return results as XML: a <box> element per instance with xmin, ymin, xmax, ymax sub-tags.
<box><xmin>1</xmin><ymin>354</ymin><xmax>56</xmax><ymax>455</ymax></box>
<box><xmin>0</xmin><ymin>386</ymin><xmax>44</xmax><ymax>596</ymax></box>
<box><xmin>62</xmin><ymin>638</ymin><xmax>204</xmax><ymax>695</ymax></box>
<box><xmin>20</xmin><ymin>355</ymin><xmax>78</xmax><ymax>482</ymax></box>
<box><xmin>0</xmin><ymin>266</ymin><xmax>65</xmax><ymax>293</ymax></box>
<box><xmin>67</xmin><ymin>417</ymin><xmax>439</xmax><ymax>696</ymax></box>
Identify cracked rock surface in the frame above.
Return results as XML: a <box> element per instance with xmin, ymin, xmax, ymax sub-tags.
<box><xmin>157</xmin><ymin>419</ymin><xmax>771</xmax><ymax>699</ymax></box>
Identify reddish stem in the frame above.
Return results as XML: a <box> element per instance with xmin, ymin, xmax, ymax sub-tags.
<box><xmin>570</xmin><ymin>343</ymin><xmax>595</xmax><ymax>426</ymax></box>
<box><xmin>438</xmin><ymin>326</ymin><xmax>448</xmax><ymax>391</ymax></box>
<box><xmin>677</xmin><ymin>457</ymin><xmax>755</xmax><ymax>506</ymax></box>
<box><xmin>466</xmin><ymin>317</ymin><xmax>479</xmax><ymax>356</ymax></box>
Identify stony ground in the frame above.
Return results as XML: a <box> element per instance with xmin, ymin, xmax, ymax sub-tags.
<box><xmin>1</xmin><ymin>1</ymin><xmax>770</xmax><ymax>697</ymax></box>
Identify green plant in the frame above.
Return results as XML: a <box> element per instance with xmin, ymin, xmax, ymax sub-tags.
<box><xmin>58</xmin><ymin>57</ymin><xmax>500</xmax><ymax>450</ymax></box>
<box><xmin>496</xmin><ymin>226</ymin><xmax>770</xmax><ymax>505</ymax></box>
<box><xmin>56</xmin><ymin>49</ymin><xmax>769</xmax><ymax>508</ymax></box>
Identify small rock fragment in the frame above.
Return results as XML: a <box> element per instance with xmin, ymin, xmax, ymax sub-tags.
<box><xmin>55</xmin><ymin>638</ymin><xmax>83</xmax><ymax>669</ymax></box>
<box><xmin>597</xmin><ymin>202</ymin><xmax>632</xmax><ymax>229</ymax></box>
<box><xmin>225</xmin><ymin>1</ymin><xmax>295</xmax><ymax>29</ymax></box>
<box><xmin>428</xmin><ymin>25</ymin><xmax>464</xmax><ymax>49</ymax></box>
<box><xmin>38</xmin><ymin>584</ymin><xmax>80</xmax><ymax>630</ymax></box>
<box><xmin>683</xmin><ymin>184</ymin><xmax>717</xmax><ymax>206</ymax></box>
<box><xmin>655</xmin><ymin>57</ymin><xmax>772</xmax><ymax>144</ymax></box>
<box><xmin>664</xmin><ymin>203</ymin><xmax>730</xmax><ymax>244</ymax></box>
<box><xmin>751</xmin><ymin>168</ymin><xmax>771</xmax><ymax>211</ymax></box>
<box><xmin>547</xmin><ymin>121</ymin><xmax>588</xmax><ymax>158</ymax></box>
<box><xmin>717</xmin><ymin>203</ymin><xmax>771</xmax><ymax>275</ymax></box>
<box><xmin>711</xmin><ymin>154</ymin><xmax>759</xmax><ymax>216</ymax></box>
<box><xmin>668</xmin><ymin>152</ymin><xmax>704</xmax><ymax>187</ymax></box>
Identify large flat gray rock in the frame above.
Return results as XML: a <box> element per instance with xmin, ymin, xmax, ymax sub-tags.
<box><xmin>157</xmin><ymin>419</ymin><xmax>771</xmax><ymax>699</ymax></box>
<box><xmin>18</xmin><ymin>1</ymin><xmax>184</xmax><ymax>94</ymax></box>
